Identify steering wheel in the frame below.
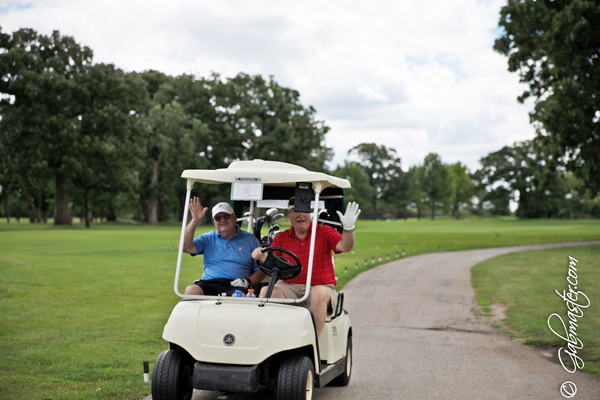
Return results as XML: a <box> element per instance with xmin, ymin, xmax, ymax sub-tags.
<box><xmin>258</xmin><ymin>247</ymin><xmax>302</xmax><ymax>280</ymax></box>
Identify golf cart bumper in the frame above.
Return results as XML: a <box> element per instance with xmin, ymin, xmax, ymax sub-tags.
<box><xmin>193</xmin><ymin>362</ymin><xmax>260</xmax><ymax>392</ymax></box>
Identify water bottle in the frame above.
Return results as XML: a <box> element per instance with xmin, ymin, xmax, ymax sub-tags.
<box><xmin>233</xmin><ymin>290</ymin><xmax>243</xmax><ymax>297</ymax></box>
<box><xmin>247</xmin><ymin>289</ymin><xmax>256</xmax><ymax>298</ymax></box>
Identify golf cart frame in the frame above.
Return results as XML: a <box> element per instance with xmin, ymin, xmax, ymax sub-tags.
<box><xmin>152</xmin><ymin>159</ymin><xmax>353</xmax><ymax>400</ymax></box>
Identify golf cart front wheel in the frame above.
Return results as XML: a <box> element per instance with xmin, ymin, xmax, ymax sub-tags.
<box><xmin>151</xmin><ymin>349</ymin><xmax>194</xmax><ymax>400</ymax></box>
<box><xmin>276</xmin><ymin>354</ymin><xmax>314</xmax><ymax>400</ymax></box>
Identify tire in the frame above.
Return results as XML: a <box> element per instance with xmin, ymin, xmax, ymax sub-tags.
<box><xmin>276</xmin><ymin>354</ymin><xmax>315</xmax><ymax>400</ymax></box>
<box><xmin>329</xmin><ymin>336</ymin><xmax>352</xmax><ymax>386</ymax></box>
<box><xmin>151</xmin><ymin>349</ymin><xmax>194</xmax><ymax>400</ymax></box>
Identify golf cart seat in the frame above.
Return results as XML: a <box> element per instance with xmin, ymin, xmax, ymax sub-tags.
<box><xmin>326</xmin><ymin>291</ymin><xmax>345</xmax><ymax>322</ymax></box>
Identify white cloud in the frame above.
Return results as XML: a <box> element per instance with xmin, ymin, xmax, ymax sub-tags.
<box><xmin>1</xmin><ymin>0</ymin><xmax>536</xmax><ymax>173</ymax></box>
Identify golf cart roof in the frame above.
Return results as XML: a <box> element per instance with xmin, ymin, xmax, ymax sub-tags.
<box><xmin>181</xmin><ymin>159</ymin><xmax>350</xmax><ymax>190</ymax></box>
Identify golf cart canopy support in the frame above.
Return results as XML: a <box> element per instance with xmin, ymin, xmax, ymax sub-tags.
<box><xmin>174</xmin><ymin>159</ymin><xmax>351</xmax><ymax>305</ymax></box>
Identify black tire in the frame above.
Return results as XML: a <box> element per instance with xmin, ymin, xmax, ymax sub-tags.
<box><xmin>151</xmin><ymin>349</ymin><xmax>194</xmax><ymax>400</ymax></box>
<box><xmin>276</xmin><ymin>354</ymin><xmax>314</xmax><ymax>400</ymax></box>
<box><xmin>329</xmin><ymin>336</ymin><xmax>352</xmax><ymax>386</ymax></box>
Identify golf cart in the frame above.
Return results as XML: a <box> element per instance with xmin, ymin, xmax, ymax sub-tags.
<box><xmin>152</xmin><ymin>160</ymin><xmax>353</xmax><ymax>400</ymax></box>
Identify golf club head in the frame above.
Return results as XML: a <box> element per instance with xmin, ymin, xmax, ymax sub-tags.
<box><xmin>254</xmin><ymin>216</ymin><xmax>267</xmax><ymax>239</ymax></box>
<box><xmin>318</xmin><ymin>209</ymin><xmax>330</xmax><ymax>220</ymax></box>
<box><xmin>272</xmin><ymin>213</ymin><xmax>284</xmax><ymax>222</ymax></box>
<box><xmin>266</xmin><ymin>208</ymin><xmax>278</xmax><ymax>217</ymax></box>
<box><xmin>268</xmin><ymin>224</ymin><xmax>280</xmax><ymax>235</ymax></box>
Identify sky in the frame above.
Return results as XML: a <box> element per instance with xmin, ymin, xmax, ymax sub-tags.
<box><xmin>1</xmin><ymin>0</ymin><xmax>537</xmax><ymax>172</ymax></box>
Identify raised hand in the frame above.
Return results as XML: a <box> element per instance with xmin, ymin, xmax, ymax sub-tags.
<box><xmin>336</xmin><ymin>202</ymin><xmax>361</xmax><ymax>231</ymax></box>
<box><xmin>189</xmin><ymin>197</ymin><xmax>208</xmax><ymax>222</ymax></box>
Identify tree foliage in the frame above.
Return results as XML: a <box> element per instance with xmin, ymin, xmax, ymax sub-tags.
<box><xmin>333</xmin><ymin>161</ymin><xmax>375</xmax><ymax>217</ymax></box>
<box><xmin>0</xmin><ymin>27</ymin><xmax>335</xmax><ymax>225</ymax></box>
<box><xmin>474</xmin><ymin>139</ymin><xmax>587</xmax><ymax>218</ymax></box>
<box><xmin>494</xmin><ymin>0</ymin><xmax>600</xmax><ymax>195</ymax></box>
<box><xmin>448</xmin><ymin>162</ymin><xmax>474</xmax><ymax>219</ymax></box>
<box><xmin>348</xmin><ymin>143</ymin><xmax>407</xmax><ymax>217</ymax></box>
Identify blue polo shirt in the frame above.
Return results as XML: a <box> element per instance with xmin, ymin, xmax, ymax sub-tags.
<box><xmin>192</xmin><ymin>225</ymin><xmax>261</xmax><ymax>281</ymax></box>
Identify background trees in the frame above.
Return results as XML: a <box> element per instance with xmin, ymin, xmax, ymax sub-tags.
<box><xmin>348</xmin><ymin>143</ymin><xmax>407</xmax><ymax>218</ymax></box>
<box><xmin>1</xmin><ymin>22</ymin><xmax>599</xmax><ymax>225</ymax></box>
<box><xmin>0</xmin><ymin>29</ymin><xmax>94</xmax><ymax>225</ymax></box>
<box><xmin>416</xmin><ymin>153</ymin><xmax>453</xmax><ymax>220</ymax></box>
<box><xmin>0</xmin><ymin>28</ymin><xmax>334</xmax><ymax>226</ymax></box>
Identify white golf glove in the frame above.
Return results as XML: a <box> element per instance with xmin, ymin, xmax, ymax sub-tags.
<box><xmin>336</xmin><ymin>202</ymin><xmax>361</xmax><ymax>231</ymax></box>
<box><xmin>230</xmin><ymin>278</ymin><xmax>249</xmax><ymax>288</ymax></box>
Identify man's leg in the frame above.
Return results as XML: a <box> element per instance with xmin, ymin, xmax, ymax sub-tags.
<box><xmin>185</xmin><ymin>284</ymin><xmax>204</xmax><ymax>295</ymax></box>
<box><xmin>308</xmin><ymin>285</ymin><xmax>331</xmax><ymax>338</ymax></box>
<box><xmin>259</xmin><ymin>285</ymin><xmax>284</xmax><ymax>298</ymax></box>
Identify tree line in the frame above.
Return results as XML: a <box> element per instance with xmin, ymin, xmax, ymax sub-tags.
<box><xmin>0</xmin><ymin>28</ymin><xmax>331</xmax><ymax>226</ymax></box>
<box><xmin>1</xmin><ymin>16</ymin><xmax>599</xmax><ymax>226</ymax></box>
<box><xmin>337</xmin><ymin>141</ymin><xmax>599</xmax><ymax>220</ymax></box>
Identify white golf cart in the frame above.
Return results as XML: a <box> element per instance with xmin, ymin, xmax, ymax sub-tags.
<box><xmin>152</xmin><ymin>160</ymin><xmax>353</xmax><ymax>400</ymax></box>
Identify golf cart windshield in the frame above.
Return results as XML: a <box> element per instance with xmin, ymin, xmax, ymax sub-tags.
<box><xmin>175</xmin><ymin>160</ymin><xmax>351</xmax><ymax>303</ymax></box>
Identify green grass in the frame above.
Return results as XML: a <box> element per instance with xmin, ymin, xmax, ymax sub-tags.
<box><xmin>332</xmin><ymin>217</ymin><xmax>600</xmax><ymax>287</ymax></box>
<box><xmin>1</xmin><ymin>217</ymin><xmax>599</xmax><ymax>399</ymax></box>
<box><xmin>471</xmin><ymin>245</ymin><xmax>600</xmax><ymax>375</ymax></box>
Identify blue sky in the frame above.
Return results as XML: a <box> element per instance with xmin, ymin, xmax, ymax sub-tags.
<box><xmin>1</xmin><ymin>0</ymin><xmax>536</xmax><ymax>173</ymax></box>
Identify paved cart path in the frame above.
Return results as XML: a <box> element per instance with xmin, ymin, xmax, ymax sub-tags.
<box><xmin>149</xmin><ymin>241</ymin><xmax>600</xmax><ymax>400</ymax></box>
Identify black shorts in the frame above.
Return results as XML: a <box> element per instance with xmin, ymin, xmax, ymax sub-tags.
<box><xmin>193</xmin><ymin>278</ymin><xmax>248</xmax><ymax>296</ymax></box>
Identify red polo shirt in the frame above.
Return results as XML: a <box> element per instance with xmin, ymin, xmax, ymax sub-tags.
<box><xmin>271</xmin><ymin>223</ymin><xmax>342</xmax><ymax>285</ymax></box>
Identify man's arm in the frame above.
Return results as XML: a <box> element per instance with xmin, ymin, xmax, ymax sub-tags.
<box><xmin>180</xmin><ymin>197</ymin><xmax>208</xmax><ymax>254</ymax></box>
<box><xmin>335</xmin><ymin>201</ymin><xmax>360</xmax><ymax>253</ymax></box>
<box><xmin>246</xmin><ymin>270</ymin><xmax>267</xmax><ymax>286</ymax></box>
<box><xmin>335</xmin><ymin>230</ymin><xmax>355</xmax><ymax>253</ymax></box>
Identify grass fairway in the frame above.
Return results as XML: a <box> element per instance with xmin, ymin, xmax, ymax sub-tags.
<box><xmin>1</xmin><ymin>217</ymin><xmax>599</xmax><ymax>399</ymax></box>
<box><xmin>471</xmin><ymin>245</ymin><xmax>600</xmax><ymax>376</ymax></box>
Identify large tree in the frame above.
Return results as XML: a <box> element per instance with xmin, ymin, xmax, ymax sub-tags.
<box><xmin>494</xmin><ymin>0</ymin><xmax>600</xmax><ymax>195</ymax></box>
<box><xmin>476</xmin><ymin>139</ymin><xmax>571</xmax><ymax>218</ymax></box>
<box><xmin>348</xmin><ymin>143</ymin><xmax>405</xmax><ymax>218</ymax></box>
<box><xmin>69</xmin><ymin>64</ymin><xmax>148</xmax><ymax>227</ymax></box>
<box><xmin>419</xmin><ymin>153</ymin><xmax>452</xmax><ymax>220</ymax></box>
<box><xmin>333</xmin><ymin>161</ymin><xmax>375</xmax><ymax>217</ymax></box>
<box><xmin>448</xmin><ymin>162</ymin><xmax>474</xmax><ymax>219</ymax></box>
<box><xmin>0</xmin><ymin>28</ymin><xmax>93</xmax><ymax>225</ymax></box>
<box><xmin>216</xmin><ymin>73</ymin><xmax>333</xmax><ymax>171</ymax></box>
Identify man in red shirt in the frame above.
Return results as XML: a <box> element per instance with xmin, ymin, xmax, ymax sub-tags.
<box><xmin>252</xmin><ymin>198</ymin><xmax>361</xmax><ymax>337</ymax></box>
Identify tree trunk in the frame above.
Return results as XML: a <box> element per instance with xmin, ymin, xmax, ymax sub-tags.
<box><xmin>158</xmin><ymin>199</ymin><xmax>168</xmax><ymax>222</ymax></box>
<box><xmin>35</xmin><ymin>181</ymin><xmax>44</xmax><ymax>223</ymax></box>
<box><xmin>4</xmin><ymin>193</ymin><xmax>9</xmax><ymax>223</ymax></box>
<box><xmin>146</xmin><ymin>160</ymin><xmax>159</xmax><ymax>226</ymax></box>
<box><xmin>106</xmin><ymin>205</ymin><xmax>117</xmax><ymax>221</ymax></box>
<box><xmin>178</xmin><ymin>191</ymin><xmax>187</xmax><ymax>221</ymax></box>
<box><xmin>54</xmin><ymin>171</ymin><xmax>72</xmax><ymax>225</ymax></box>
<box><xmin>453</xmin><ymin>203</ymin><xmax>460</xmax><ymax>219</ymax></box>
<box><xmin>83</xmin><ymin>189</ymin><xmax>91</xmax><ymax>228</ymax></box>
<box><xmin>22</xmin><ymin>185</ymin><xmax>36</xmax><ymax>223</ymax></box>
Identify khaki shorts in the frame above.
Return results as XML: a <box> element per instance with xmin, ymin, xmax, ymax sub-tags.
<box><xmin>274</xmin><ymin>282</ymin><xmax>338</xmax><ymax>315</ymax></box>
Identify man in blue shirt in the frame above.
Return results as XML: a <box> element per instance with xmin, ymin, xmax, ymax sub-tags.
<box><xmin>181</xmin><ymin>198</ymin><xmax>264</xmax><ymax>296</ymax></box>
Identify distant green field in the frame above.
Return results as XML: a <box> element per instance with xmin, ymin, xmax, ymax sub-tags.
<box><xmin>472</xmin><ymin>245</ymin><xmax>600</xmax><ymax>376</ymax></box>
<box><xmin>1</xmin><ymin>217</ymin><xmax>599</xmax><ymax>399</ymax></box>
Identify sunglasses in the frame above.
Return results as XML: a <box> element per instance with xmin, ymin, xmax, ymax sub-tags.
<box><xmin>214</xmin><ymin>213</ymin><xmax>232</xmax><ymax>222</ymax></box>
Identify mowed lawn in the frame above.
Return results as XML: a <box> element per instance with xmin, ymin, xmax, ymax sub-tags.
<box><xmin>472</xmin><ymin>245</ymin><xmax>600</xmax><ymax>376</ymax></box>
<box><xmin>1</xmin><ymin>217</ymin><xmax>599</xmax><ymax>399</ymax></box>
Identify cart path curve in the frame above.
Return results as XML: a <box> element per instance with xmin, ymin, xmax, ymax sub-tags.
<box><xmin>150</xmin><ymin>241</ymin><xmax>600</xmax><ymax>400</ymax></box>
